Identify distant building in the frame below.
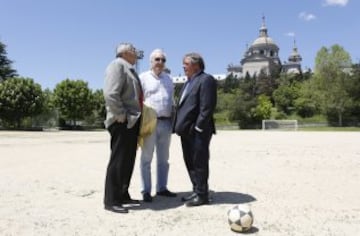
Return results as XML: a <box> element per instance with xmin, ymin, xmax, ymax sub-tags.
<box><xmin>282</xmin><ymin>40</ymin><xmax>303</xmax><ymax>74</ymax></box>
<box><xmin>171</xmin><ymin>16</ymin><xmax>302</xmax><ymax>84</ymax></box>
<box><xmin>172</xmin><ymin>74</ymin><xmax>226</xmax><ymax>84</ymax></box>
<box><xmin>228</xmin><ymin>16</ymin><xmax>303</xmax><ymax>78</ymax></box>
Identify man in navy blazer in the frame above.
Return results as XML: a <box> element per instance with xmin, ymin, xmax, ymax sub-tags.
<box><xmin>173</xmin><ymin>52</ymin><xmax>217</xmax><ymax>207</ymax></box>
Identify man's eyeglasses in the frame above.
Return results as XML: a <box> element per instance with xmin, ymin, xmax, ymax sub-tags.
<box><xmin>129</xmin><ymin>48</ymin><xmax>137</xmax><ymax>54</ymax></box>
<box><xmin>154</xmin><ymin>57</ymin><xmax>166</xmax><ymax>63</ymax></box>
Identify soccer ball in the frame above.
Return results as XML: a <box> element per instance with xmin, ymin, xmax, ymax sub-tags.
<box><xmin>227</xmin><ymin>204</ymin><xmax>254</xmax><ymax>232</ymax></box>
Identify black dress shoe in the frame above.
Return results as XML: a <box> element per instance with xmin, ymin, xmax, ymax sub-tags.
<box><xmin>157</xmin><ymin>189</ymin><xmax>177</xmax><ymax>197</ymax></box>
<box><xmin>122</xmin><ymin>198</ymin><xmax>140</xmax><ymax>206</ymax></box>
<box><xmin>181</xmin><ymin>192</ymin><xmax>197</xmax><ymax>202</ymax></box>
<box><xmin>143</xmin><ymin>192</ymin><xmax>153</xmax><ymax>202</ymax></box>
<box><xmin>122</xmin><ymin>192</ymin><xmax>140</xmax><ymax>204</ymax></box>
<box><xmin>185</xmin><ymin>196</ymin><xmax>209</xmax><ymax>207</ymax></box>
<box><xmin>104</xmin><ymin>205</ymin><xmax>129</xmax><ymax>213</ymax></box>
<box><xmin>123</xmin><ymin>198</ymin><xmax>140</xmax><ymax>204</ymax></box>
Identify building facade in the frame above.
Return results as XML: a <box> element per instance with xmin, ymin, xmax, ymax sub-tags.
<box><xmin>228</xmin><ymin>16</ymin><xmax>302</xmax><ymax>78</ymax></box>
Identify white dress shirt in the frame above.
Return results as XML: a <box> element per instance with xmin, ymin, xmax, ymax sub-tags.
<box><xmin>139</xmin><ymin>70</ymin><xmax>174</xmax><ymax>118</ymax></box>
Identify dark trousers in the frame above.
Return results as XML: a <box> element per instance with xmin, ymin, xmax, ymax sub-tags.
<box><xmin>181</xmin><ymin>130</ymin><xmax>212</xmax><ymax>197</ymax></box>
<box><xmin>104</xmin><ymin>120</ymin><xmax>140</xmax><ymax>206</ymax></box>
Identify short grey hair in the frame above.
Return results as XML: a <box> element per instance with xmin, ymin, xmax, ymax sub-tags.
<box><xmin>183</xmin><ymin>52</ymin><xmax>205</xmax><ymax>71</ymax></box>
<box><xmin>116</xmin><ymin>43</ymin><xmax>136</xmax><ymax>58</ymax></box>
<box><xmin>150</xmin><ymin>48</ymin><xmax>166</xmax><ymax>61</ymax></box>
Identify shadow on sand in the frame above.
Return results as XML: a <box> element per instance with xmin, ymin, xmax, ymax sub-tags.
<box><xmin>129</xmin><ymin>190</ymin><xmax>256</xmax><ymax>211</ymax></box>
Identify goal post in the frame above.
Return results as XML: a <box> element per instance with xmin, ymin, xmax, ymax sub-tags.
<box><xmin>262</xmin><ymin>119</ymin><xmax>298</xmax><ymax>131</ymax></box>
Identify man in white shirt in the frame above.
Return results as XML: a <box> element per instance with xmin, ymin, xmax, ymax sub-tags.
<box><xmin>139</xmin><ymin>49</ymin><xmax>177</xmax><ymax>202</ymax></box>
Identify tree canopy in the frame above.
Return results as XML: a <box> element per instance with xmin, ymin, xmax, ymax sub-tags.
<box><xmin>0</xmin><ymin>77</ymin><xmax>44</xmax><ymax>128</ymax></box>
<box><xmin>314</xmin><ymin>44</ymin><xmax>353</xmax><ymax>126</ymax></box>
<box><xmin>0</xmin><ymin>41</ymin><xmax>17</xmax><ymax>81</ymax></box>
<box><xmin>53</xmin><ymin>79</ymin><xmax>94</xmax><ymax>126</ymax></box>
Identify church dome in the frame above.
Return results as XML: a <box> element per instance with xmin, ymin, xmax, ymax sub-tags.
<box><xmin>250</xmin><ymin>16</ymin><xmax>279</xmax><ymax>50</ymax></box>
<box><xmin>252</xmin><ymin>36</ymin><xmax>276</xmax><ymax>46</ymax></box>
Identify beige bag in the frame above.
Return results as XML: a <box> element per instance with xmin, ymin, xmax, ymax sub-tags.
<box><xmin>138</xmin><ymin>104</ymin><xmax>157</xmax><ymax>147</ymax></box>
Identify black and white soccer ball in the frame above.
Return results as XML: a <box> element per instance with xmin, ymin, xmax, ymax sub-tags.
<box><xmin>227</xmin><ymin>204</ymin><xmax>254</xmax><ymax>232</ymax></box>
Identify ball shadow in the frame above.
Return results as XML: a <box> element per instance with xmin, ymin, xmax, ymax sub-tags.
<box><xmin>231</xmin><ymin>226</ymin><xmax>259</xmax><ymax>234</ymax></box>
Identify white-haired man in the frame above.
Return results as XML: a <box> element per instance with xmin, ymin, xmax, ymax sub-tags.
<box><xmin>139</xmin><ymin>49</ymin><xmax>176</xmax><ymax>202</ymax></box>
<box><xmin>103</xmin><ymin>42</ymin><xmax>143</xmax><ymax>213</ymax></box>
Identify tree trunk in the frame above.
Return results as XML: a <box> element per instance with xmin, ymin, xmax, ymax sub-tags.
<box><xmin>338</xmin><ymin>111</ymin><xmax>343</xmax><ymax>127</ymax></box>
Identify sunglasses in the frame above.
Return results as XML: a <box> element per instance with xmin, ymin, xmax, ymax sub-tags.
<box><xmin>154</xmin><ymin>57</ymin><xmax>166</xmax><ymax>63</ymax></box>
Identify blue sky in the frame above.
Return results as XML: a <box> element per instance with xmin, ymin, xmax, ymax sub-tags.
<box><xmin>1</xmin><ymin>0</ymin><xmax>359</xmax><ymax>90</ymax></box>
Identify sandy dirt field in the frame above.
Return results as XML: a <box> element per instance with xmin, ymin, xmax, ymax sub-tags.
<box><xmin>0</xmin><ymin>130</ymin><xmax>359</xmax><ymax>236</ymax></box>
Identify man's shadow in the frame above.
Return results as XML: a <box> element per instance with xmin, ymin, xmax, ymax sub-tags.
<box><xmin>208</xmin><ymin>190</ymin><xmax>256</xmax><ymax>204</ymax></box>
<box><xmin>129</xmin><ymin>191</ymin><xmax>259</xmax><ymax>234</ymax></box>
<box><xmin>130</xmin><ymin>190</ymin><xmax>256</xmax><ymax>211</ymax></box>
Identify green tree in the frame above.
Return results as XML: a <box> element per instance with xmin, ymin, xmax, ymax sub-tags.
<box><xmin>215</xmin><ymin>89</ymin><xmax>239</xmax><ymax>124</ymax></box>
<box><xmin>53</xmin><ymin>79</ymin><xmax>94</xmax><ymax>126</ymax></box>
<box><xmin>220</xmin><ymin>73</ymin><xmax>238</xmax><ymax>93</ymax></box>
<box><xmin>173</xmin><ymin>83</ymin><xmax>183</xmax><ymax>103</ymax></box>
<box><xmin>91</xmin><ymin>89</ymin><xmax>106</xmax><ymax>127</ymax></box>
<box><xmin>256</xmin><ymin>70</ymin><xmax>279</xmax><ymax>98</ymax></box>
<box><xmin>273</xmin><ymin>74</ymin><xmax>300</xmax><ymax>115</ymax></box>
<box><xmin>254</xmin><ymin>95</ymin><xmax>272</xmax><ymax>120</ymax></box>
<box><xmin>239</xmin><ymin>73</ymin><xmax>257</xmax><ymax>98</ymax></box>
<box><xmin>294</xmin><ymin>79</ymin><xmax>321</xmax><ymax>118</ymax></box>
<box><xmin>42</xmin><ymin>88</ymin><xmax>56</xmax><ymax>111</ymax></box>
<box><xmin>32</xmin><ymin>88</ymin><xmax>58</xmax><ymax>128</ymax></box>
<box><xmin>314</xmin><ymin>44</ymin><xmax>352</xmax><ymax>126</ymax></box>
<box><xmin>229</xmin><ymin>91</ymin><xmax>259</xmax><ymax>129</ymax></box>
<box><xmin>345</xmin><ymin>63</ymin><xmax>360</xmax><ymax>124</ymax></box>
<box><xmin>0</xmin><ymin>77</ymin><xmax>44</xmax><ymax>128</ymax></box>
<box><xmin>0</xmin><ymin>41</ymin><xmax>17</xmax><ymax>81</ymax></box>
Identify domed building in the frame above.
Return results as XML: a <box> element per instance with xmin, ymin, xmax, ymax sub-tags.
<box><xmin>281</xmin><ymin>39</ymin><xmax>302</xmax><ymax>74</ymax></box>
<box><xmin>228</xmin><ymin>16</ymin><xmax>302</xmax><ymax>78</ymax></box>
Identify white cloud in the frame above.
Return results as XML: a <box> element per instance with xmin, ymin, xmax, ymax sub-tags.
<box><xmin>299</xmin><ymin>12</ymin><xmax>317</xmax><ymax>21</ymax></box>
<box><xmin>323</xmin><ymin>0</ymin><xmax>349</xmax><ymax>7</ymax></box>
<box><xmin>285</xmin><ymin>32</ymin><xmax>295</xmax><ymax>37</ymax></box>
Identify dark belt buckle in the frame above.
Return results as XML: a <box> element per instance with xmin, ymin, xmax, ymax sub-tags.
<box><xmin>157</xmin><ymin>116</ymin><xmax>171</xmax><ymax>120</ymax></box>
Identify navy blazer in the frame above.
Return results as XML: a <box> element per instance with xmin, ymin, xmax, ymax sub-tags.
<box><xmin>173</xmin><ymin>72</ymin><xmax>217</xmax><ymax>136</ymax></box>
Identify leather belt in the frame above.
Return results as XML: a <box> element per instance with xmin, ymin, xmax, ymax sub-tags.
<box><xmin>157</xmin><ymin>116</ymin><xmax>171</xmax><ymax>120</ymax></box>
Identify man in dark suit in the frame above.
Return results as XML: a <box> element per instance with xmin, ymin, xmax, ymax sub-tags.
<box><xmin>173</xmin><ymin>52</ymin><xmax>217</xmax><ymax>207</ymax></box>
<box><xmin>103</xmin><ymin>43</ymin><xmax>143</xmax><ymax>213</ymax></box>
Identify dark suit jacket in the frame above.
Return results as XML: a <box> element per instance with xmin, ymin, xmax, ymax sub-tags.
<box><xmin>173</xmin><ymin>72</ymin><xmax>217</xmax><ymax>136</ymax></box>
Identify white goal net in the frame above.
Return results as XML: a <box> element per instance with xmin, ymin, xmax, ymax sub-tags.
<box><xmin>262</xmin><ymin>120</ymin><xmax>298</xmax><ymax>131</ymax></box>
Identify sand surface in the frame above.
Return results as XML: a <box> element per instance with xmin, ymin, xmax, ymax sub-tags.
<box><xmin>0</xmin><ymin>130</ymin><xmax>359</xmax><ymax>235</ymax></box>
